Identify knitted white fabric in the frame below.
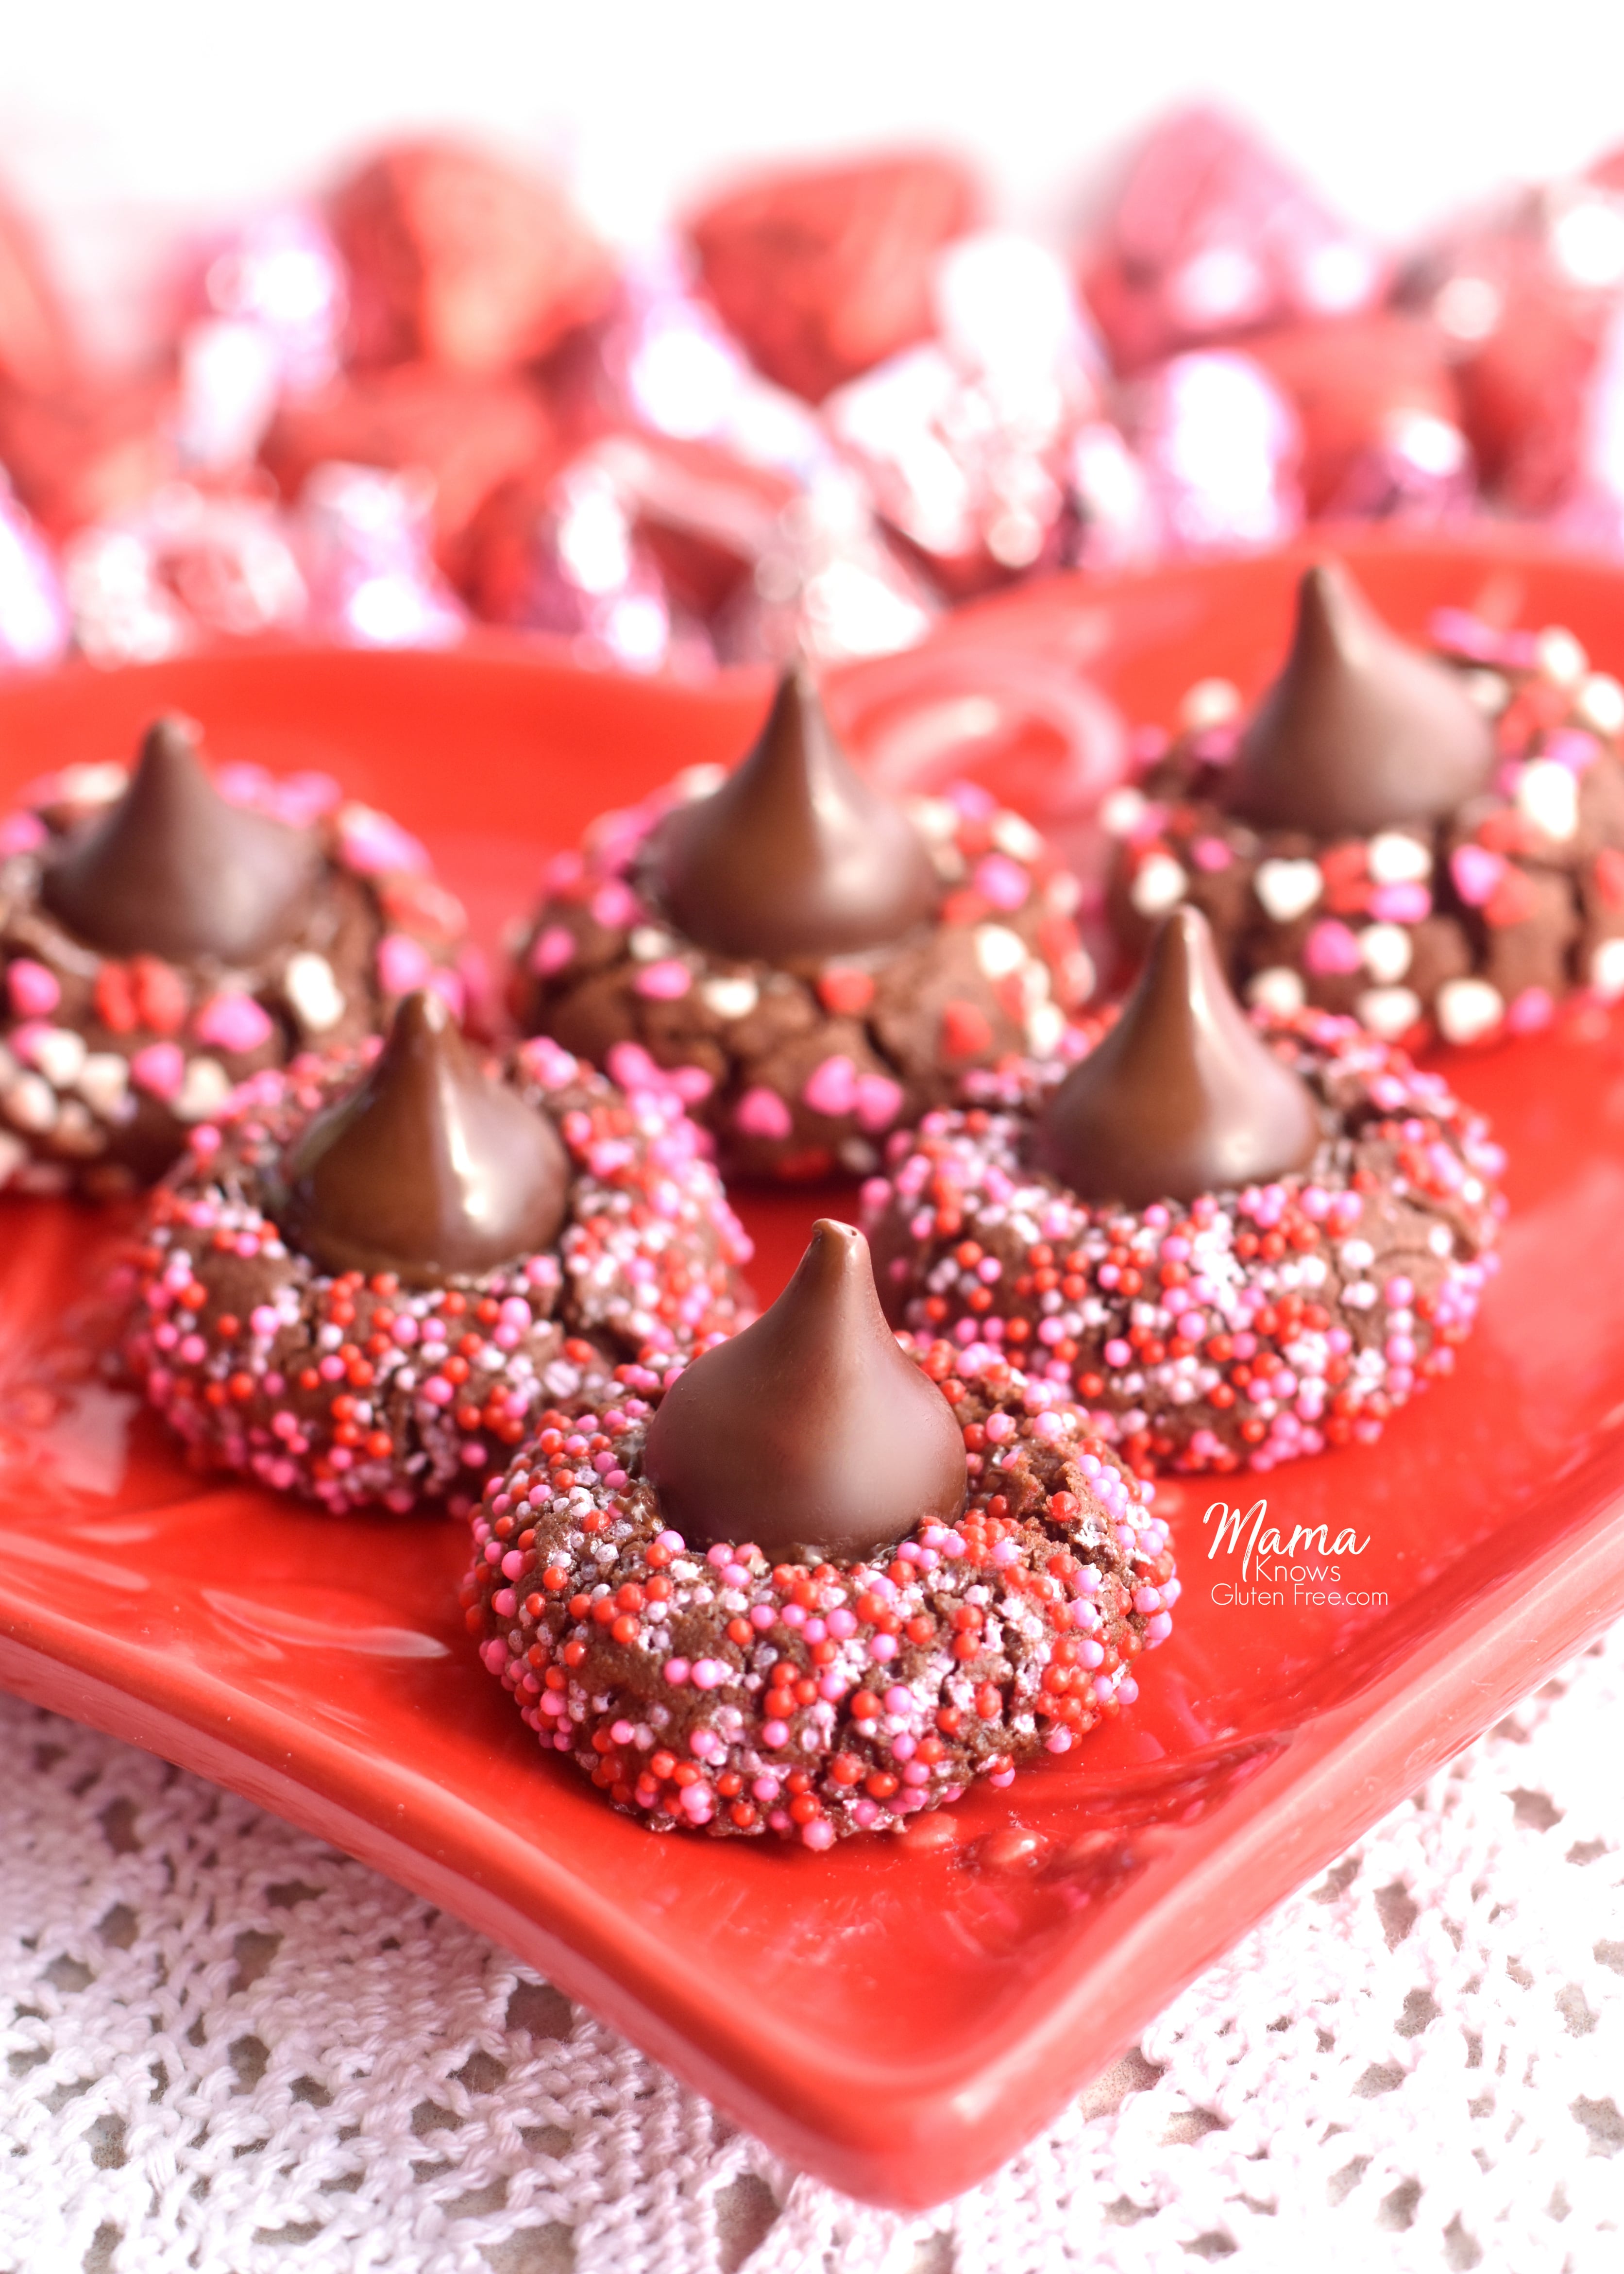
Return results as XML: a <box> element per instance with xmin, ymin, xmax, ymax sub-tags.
<box><xmin>1</xmin><ymin>1627</ymin><xmax>1621</xmax><ymax>2274</ymax></box>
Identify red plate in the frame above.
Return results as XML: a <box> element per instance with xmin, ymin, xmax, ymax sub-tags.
<box><xmin>4</xmin><ymin>538</ymin><xmax>1624</xmax><ymax>2211</ymax></box>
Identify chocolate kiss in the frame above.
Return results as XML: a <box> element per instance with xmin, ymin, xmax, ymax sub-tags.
<box><xmin>1033</xmin><ymin>906</ymin><xmax>1320</xmax><ymax>1207</ymax></box>
<box><xmin>275</xmin><ymin>991</ymin><xmax>570</xmax><ymax>1286</ymax></box>
<box><xmin>643</xmin><ymin>1219</ymin><xmax>966</xmax><ymax>1562</ymax></box>
<box><xmin>644</xmin><ymin>663</ymin><xmax>941</xmax><ymax>959</ymax></box>
<box><xmin>1222</xmin><ymin>562</ymin><xmax>1495</xmax><ymax>836</ymax></box>
<box><xmin>42</xmin><ymin>715</ymin><xmax>320</xmax><ymax>962</ymax></box>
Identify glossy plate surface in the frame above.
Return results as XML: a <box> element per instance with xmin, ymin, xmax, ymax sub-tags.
<box><xmin>3</xmin><ymin>538</ymin><xmax>1624</xmax><ymax>2209</ymax></box>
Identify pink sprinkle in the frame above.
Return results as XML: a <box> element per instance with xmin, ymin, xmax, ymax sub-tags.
<box><xmin>973</xmin><ymin>852</ymin><xmax>1030</xmax><ymax>910</ymax></box>
<box><xmin>1191</xmin><ymin>836</ymin><xmax>1234</xmax><ymax>873</ymax></box>
<box><xmin>854</xmin><ymin>1073</ymin><xmax>904</xmax><ymax>1132</ymax></box>
<box><xmin>606</xmin><ymin>1038</ymin><xmax>712</xmax><ymax>1103</ymax></box>
<box><xmin>338</xmin><ymin>806</ymin><xmax>429</xmax><ymax>876</ymax></box>
<box><xmin>1544</xmin><ymin>727</ymin><xmax>1600</xmax><ymax>772</ymax></box>
<box><xmin>427</xmin><ymin>966</ymin><xmax>465</xmax><ymax>1017</ymax></box>
<box><xmin>5</xmin><ymin>959</ymin><xmax>58</xmax><ymax>1018</ymax></box>
<box><xmin>735</xmin><ymin>1086</ymin><xmax>793</xmax><ymax>1140</ymax></box>
<box><xmin>662</xmin><ymin>1658</ymin><xmax>691</xmax><ymax>1685</ymax></box>
<box><xmin>1368</xmin><ymin>882</ymin><xmax>1430</xmax><ymax>923</ymax></box>
<box><xmin>801</xmin><ymin>1819</ymin><xmax>835</xmax><ymax>1851</ymax></box>
<box><xmin>691</xmin><ymin>1659</ymin><xmax>725</xmax><ymax>1690</ymax></box>
<box><xmin>130</xmin><ymin>1042</ymin><xmax>185</xmax><ymax>1101</ymax></box>
<box><xmin>193</xmin><ymin>991</ymin><xmax>274</xmax><ymax>1054</ymax></box>
<box><xmin>761</xmin><ymin>1720</ymin><xmax>790</xmax><ymax>1748</ymax></box>
<box><xmin>1103</xmin><ymin>1337</ymin><xmax>1132</xmax><ymax>1367</ymax></box>
<box><xmin>376</xmin><ymin>933</ymin><xmax>432</xmax><ymax>996</ymax></box>
<box><xmin>802</xmin><ymin>1053</ymin><xmax>857</xmax><ymax>1117</ymax></box>
<box><xmin>634</xmin><ymin>958</ymin><xmax>692</xmax><ymax>1000</ymax></box>
<box><xmin>1506</xmin><ymin>985</ymin><xmax>1555</xmax><ymax>1035</ymax></box>
<box><xmin>1451</xmin><ymin>844</ymin><xmax>1505</xmax><ymax>906</ymax></box>
<box><xmin>530</xmin><ymin>924</ymin><xmax>576</xmax><ymax>976</ymax></box>
<box><xmin>883</xmin><ymin>1685</ymin><xmax>912</xmax><ymax>1714</ymax></box>
<box><xmin>1303</xmin><ymin>918</ymin><xmax>1362</xmax><ymax>976</ymax></box>
<box><xmin>0</xmin><ymin>811</ymin><xmax>47</xmax><ymax>855</ymax></box>
<box><xmin>590</xmin><ymin>881</ymin><xmax>640</xmax><ymax>929</ymax></box>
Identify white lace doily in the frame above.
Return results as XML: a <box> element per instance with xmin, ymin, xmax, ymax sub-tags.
<box><xmin>2</xmin><ymin>1625</ymin><xmax>1621</xmax><ymax>2274</ymax></box>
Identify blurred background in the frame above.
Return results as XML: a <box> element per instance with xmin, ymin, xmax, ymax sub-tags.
<box><xmin>6</xmin><ymin>0</ymin><xmax>1624</xmax><ymax>675</ymax></box>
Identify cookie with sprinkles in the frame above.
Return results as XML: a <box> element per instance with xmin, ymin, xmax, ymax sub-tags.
<box><xmin>1105</xmin><ymin>560</ymin><xmax>1624</xmax><ymax>1050</ymax></box>
<box><xmin>864</xmin><ymin>907</ymin><xmax>1506</xmax><ymax>1476</ymax></box>
<box><xmin>462</xmin><ymin>1220</ymin><xmax>1175</xmax><ymax>1844</ymax></box>
<box><xmin>509</xmin><ymin>662</ymin><xmax>1093</xmax><ymax>1180</ymax></box>
<box><xmin>0</xmin><ymin>715</ymin><xmax>472</xmax><ymax>1196</ymax></box>
<box><xmin>117</xmin><ymin>992</ymin><xmax>754</xmax><ymax>1516</ymax></box>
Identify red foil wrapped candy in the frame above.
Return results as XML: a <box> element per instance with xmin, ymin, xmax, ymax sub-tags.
<box><xmin>688</xmin><ymin>152</ymin><xmax>980</xmax><ymax>403</ymax></box>
<box><xmin>1246</xmin><ymin>313</ymin><xmax>1474</xmax><ymax>522</ymax></box>
<box><xmin>1119</xmin><ymin>349</ymin><xmax>1302</xmax><ymax>555</ymax></box>
<box><xmin>330</xmin><ymin>139</ymin><xmax>617</xmax><ymax>374</ymax></box>
<box><xmin>1081</xmin><ymin>106</ymin><xmax>1387</xmax><ymax>374</ymax></box>
<box><xmin>825</xmin><ymin>232</ymin><xmax>1104</xmax><ymax>596</ymax></box>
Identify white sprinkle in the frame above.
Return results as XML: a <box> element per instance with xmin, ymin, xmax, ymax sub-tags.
<box><xmin>51</xmin><ymin>1100</ymin><xmax>104</xmax><ymax>1156</ymax></box>
<box><xmin>1579</xmin><ymin>672</ymin><xmax>1624</xmax><ymax>736</ymax></box>
<box><xmin>25</xmin><ymin>1026</ymin><xmax>86</xmax><ymax>1087</ymax></box>
<box><xmin>675</xmin><ymin>763</ymin><xmax>726</xmax><ymax>801</ymax></box>
<box><xmin>3</xmin><ymin>1072</ymin><xmax>57</xmax><ymax>1131</ymax></box>
<box><xmin>284</xmin><ymin>951</ymin><xmax>345</xmax><ymax>1034</ymax></box>
<box><xmin>1428</xmin><ymin>1223</ymin><xmax>1455</xmax><ymax>1256</ymax></box>
<box><xmin>630</xmin><ymin>925</ymin><xmax>678</xmax><ymax>961</ymax></box>
<box><xmin>77</xmin><ymin>1052</ymin><xmax>130</xmax><ymax>1117</ymax></box>
<box><xmin>1129</xmin><ymin>853</ymin><xmax>1186</xmax><ymax>917</ymax></box>
<box><xmin>1354</xmin><ymin>985</ymin><xmax>1422</xmax><ymax>1039</ymax></box>
<box><xmin>1179</xmin><ymin>678</ymin><xmax>1240</xmax><ymax>731</ymax></box>
<box><xmin>974</xmin><ymin>923</ymin><xmax>1027</xmax><ymax>981</ymax></box>
<box><xmin>1253</xmin><ymin>858</ymin><xmax>1322</xmax><ymax>924</ymax></box>
<box><xmin>907</xmin><ymin>797</ymin><xmax>960</xmax><ymax>843</ymax></box>
<box><xmin>700</xmin><ymin>974</ymin><xmax>759</xmax><ymax>1021</ymax></box>
<box><xmin>1590</xmin><ymin>937</ymin><xmax>1624</xmax><ymax>1001</ymax></box>
<box><xmin>1367</xmin><ymin>832</ymin><xmax>1432</xmax><ymax>885</ymax></box>
<box><xmin>1359</xmin><ymin>922</ymin><xmax>1413</xmax><ymax>984</ymax></box>
<box><xmin>1026</xmin><ymin>1001</ymin><xmax>1066</xmax><ymax>1057</ymax></box>
<box><xmin>1045</xmin><ymin>871</ymin><xmax>1082</xmax><ymax>914</ymax></box>
<box><xmin>991</xmin><ymin>811</ymin><xmax>1043</xmax><ymax>862</ymax></box>
<box><xmin>176</xmin><ymin>1056</ymin><xmax>232</xmax><ymax>1121</ymax></box>
<box><xmin>1435</xmin><ymin>976</ymin><xmax>1504</xmax><ymax>1044</ymax></box>
<box><xmin>1100</xmin><ymin>786</ymin><xmax>1148</xmax><ymax>839</ymax></box>
<box><xmin>1246</xmin><ymin>966</ymin><xmax>1305</xmax><ymax>1014</ymax></box>
<box><xmin>1517</xmin><ymin>759</ymin><xmax>1578</xmax><ymax>843</ymax></box>
<box><xmin>1537</xmin><ymin>627</ymin><xmax>1587</xmax><ymax>688</ymax></box>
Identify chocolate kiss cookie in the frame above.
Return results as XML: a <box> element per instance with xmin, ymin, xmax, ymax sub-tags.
<box><xmin>1223</xmin><ymin>562</ymin><xmax>1494</xmax><ymax>836</ymax></box>
<box><xmin>464</xmin><ymin>1333</ymin><xmax>1175</xmax><ymax>1844</ymax></box>
<box><xmin>644</xmin><ymin>663</ymin><xmax>942</xmax><ymax>960</ymax></box>
<box><xmin>643</xmin><ymin>1219</ymin><xmax>966</xmax><ymax>1561</ymax></box>
<box><xmin>42</xmin><ymin>715</ymin><xmax>320</xmax><ymax>963</ymax></box>
<box><xmin>118</xmin><ymin>1028</ymin><xmax>754</xmax><ymax>1516</ymax></box>
<box><xmin>275</xmin><ymin>990</ymin><xmax>570</xmax><ymax>1286</ymax></box>
<box><xmin>1034</xmin><ymin>906</ymin><xmax>1320</xmax><ymax>1207</ymax></box>
<box><xmin>511</xmin><ymin>667</ymin><xmax>1092</xmax><ymax>1181</ymax></box>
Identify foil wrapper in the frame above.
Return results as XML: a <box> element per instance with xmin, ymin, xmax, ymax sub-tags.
<box><xmin>295</xmin><ymin>462</ymin><xmax>465</xmax><ymax>648</ymax></box>
<box><xmin>174</xmin><ymin>207</ymin><xmax>349</xmax><ymax>474</ymax></box>
<box><xmin>261</xmin><ymin>363</ymin><xmax>556</xmax><ymax>559</ymax></box>
<box><xmin>459</xmin><ymin>447</ymin><xmax>703</xmax><ymax>674</ymax></box>
<box><xmin>1247</xmin><ymin>313</ymin><xmax>1474</xmax><ymax>521</ymax></box>
<box><xmin>0</xmin><ymin>475</ymin><xmax>70</xmax><ymax>665</ymax></box>
<box><xmin>61</xmin><ymin>485</ymin><xmax>306</xmax><ymax>664</ymax></box>
<box><xmin>1066</xmin><ymin>420</ymin><xmax>1163</xmax><ymax>572</ymax></box>
<box><xmin>1406</xmin><ymin>172</ymin><xmax>1624</xmax><ymax>515</ymax></box>
<box><xmin>1118</xmin><ymin>349</ymin><xmax>1302</xmax><ymax>555</ymax></box>
<box><xmin>825</xmin><ymin>232</ymin><xmax>1105</xmax><ymax>596</ymax></box>
<box><xmin>688</xmin><ymin>153</ymin><xmax>980</xmax><ymax>402</ymax></box>
<box><xmin>1081</xmin><ymin>106</ymin><xmax>1387</xmax><ymax>374</ymax></box>
<box><xmin>716</xmin><ymin>465</ymin><xmax>938</xmax><ymax>666</ymax></box>
<box><xmin>330</xmin><ymin>140</ymin><xmax>616</xmax><ymax>373</ymax></box>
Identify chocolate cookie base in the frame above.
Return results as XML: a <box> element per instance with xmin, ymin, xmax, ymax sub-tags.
<box><xmin>118</xmin><ymin>1034</ymin><xmax>754</xmax><ymax>1516</ymax></box>
<box><xmin>1106</xmin><ymin>617</ymin><xmax>1624</xmax><ymax>1049</ymax></box>
<box><xmin>463</xmin><ymin>1340</ymin><xmax>1174</xmax><ymax>1842</ymax></box>
<box><xmin>511</xmin><ymin>777</ymin><xmax>1092</xmax><ymax>1180</ymax></box>
<box><xmin>863</xmin><ymin>1008</ymin><xmax>1505</xmax><ymax>1476</ymax></box>
<box><xmin>0</xmin><ymin>764</ymin><xmax>469</xmax><ymax>1195</ymax></box>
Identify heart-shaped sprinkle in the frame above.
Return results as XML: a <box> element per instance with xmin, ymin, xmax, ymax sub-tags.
<box><xmin>802</xmin><ymin>1054</ymin><xmax>858</xmax><ymax>1117</ymax></box>
<box><xmin>734</xmin><ymin>1086</ymin><xmax>794</xmax><ymax>1140</ymax></box>
<box><xmin>1253</xmin><ymin>859</ymin><xmax>1324</xmax><ymax>924</ymax></box>
<box><xmin>1303</xmin><ymin>919</ymin><xmax>1363</xmax><ymax>975</ymax></box>
<box><xmin>1436</xmin><ymin>976</ymin><xmax>1504</xmax><ymax>1044</ymax></box>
